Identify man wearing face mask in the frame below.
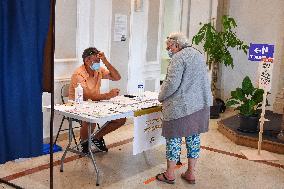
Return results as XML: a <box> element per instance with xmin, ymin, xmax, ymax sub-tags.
<box><xmin>69</xmin><ymin>47</ymin><xmax>126</xmax><ymax>153</ymax></box>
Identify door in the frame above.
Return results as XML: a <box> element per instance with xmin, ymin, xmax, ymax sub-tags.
<box><xmin>128</xmin><ymin>0</ymin><xmax>167</xmax><ymax>94</ymax></box>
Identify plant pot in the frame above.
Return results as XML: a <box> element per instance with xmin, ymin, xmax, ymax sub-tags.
<box><xmin>238</xmin><ymin>114</ymin><xmax>259</xmax><ymax>133</ymax></box>
<box><xmin>210</xmin><ymin>104</ymin><xmax>222</xmax><ymax>119</ymax></box>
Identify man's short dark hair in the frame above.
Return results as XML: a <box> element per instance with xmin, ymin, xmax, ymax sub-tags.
<box><xmin>82</xmin><ymin>47</ymin><xmax>99</xmax><ymax>61</ymax></box>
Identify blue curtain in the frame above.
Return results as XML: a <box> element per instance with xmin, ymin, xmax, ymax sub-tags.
<box><xmin>0</xmin><ymin>0</ymin><xmax>50</xmax><ymax>164</ymax></box>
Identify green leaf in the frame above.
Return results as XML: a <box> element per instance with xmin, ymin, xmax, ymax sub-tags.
<box><xmin>242</xmin><ymin>44</ymin><xmax>249</xmax><ymax>54</ymax></box>
<box><xmin>252</xmin><ymin>89</ymin><xmax>264</xmax><ymax>104</ymax></box>
<box><xmin>242</xmin><ymin>76</ymin><xmax>254</xmax><ymax>95</ymax></box>
<box><xmin>226</xmin><ymin>99</ymin><xmax>240</xmax><ymax>107</ymax></box>
<box><xmin>228</xmin><ymin>17</ymin><xmax>237</xmax><ymax>28</ymax></box>
<box><xmin>239</xmin><ymin>100</ymin><xmax>256</xmax><ymax>116</ymax></box>
<box><xmin>239</xmin><ymin>103</ymin><xmax>249</xmax><ymax>116</ymax></box>
<box><xmin>222</xmin><ymin>50</ymin><xmax>233</xmax><ymax>68</ymax></box>
<box><xmin>248</xmin><ymin>100</ymin><xmax>257</xmax><ymax>115</ymax></box>
<box><xmin>231</xmin><ymin>88</ymin><xmax>245</xmax><ymax>100</ymax></box>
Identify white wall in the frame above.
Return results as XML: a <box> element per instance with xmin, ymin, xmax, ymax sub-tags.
<box><xmin>160</xmin><ymin>0</ymin><xmax>182</xmax><ymax>79</ymax></box>
<box><xmin>161</xmin><ymin>0</ymin><xmax>182</xmax><ymax>60</ymax></box>
<box><xmin>128</xmin><ymin>0</ymin><xmax>148</xmax><ymax>94</ymax></box>
<box><xmin>146</xmin><ymin>0</ymin><xmax>161</xmax><ymax>62</ymax></box>
<box><xmin>93</xmin><ymin>0</ymin><xmax>112</xmax><ymax>93</ymax></box>
<box><xmin>55</xmin><ymin>0</ymin><xmax>77</xmax><ymax>59</ymax></box>
<box><xmin>109</xmin><ymin>0</ymin><xmax>131</xmax><ymax>95</ymax></box>
<box><xmin>128</xmin><ymin>0</ymin><xmax>164</xmax><ymax>95</ymax></box>
<box><xmin>221</xmin><ymin>0</ymin><xmax>284</xmax><ymax>110</ymax></box>
<box><xmin>144</xmin><ymin>0</ymin><xmax>163</xmax><ymax>92</ymax></box>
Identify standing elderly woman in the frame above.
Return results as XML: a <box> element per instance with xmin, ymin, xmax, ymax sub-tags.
<box><xmin>156</xmin><ymin>32</ymin><xmax>212</xmax><ymax>184</ymax></box>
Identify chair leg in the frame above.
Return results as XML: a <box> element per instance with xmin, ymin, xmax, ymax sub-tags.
<box><xmin>71</xmin><ymin>127</ymin><xmax>79</xmax><ymax>151</ymax></box>
<box><xmin>54</xmin><ymin>116</ymin><xmax>66</xmax><ymax>145</ymax></box>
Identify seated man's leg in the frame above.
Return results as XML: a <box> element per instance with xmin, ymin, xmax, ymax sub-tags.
<box><xmin>95</xmin><ymin>118</ymin><xmax>126</xmax><ymax>139</ymax></box>
<box><xmin>92</xmin><ymin>118</ymin><xmax>126</xmax><ymax>152</ymax></box>
<box><xmin>80</xmin><ymin>121</ymin><xmax>95</xmax><ymax>153</ymax></box>
<box><xmin>80</xmin><ymin>121</ymin><xmax>95</xmax><ymax>141</ymax></box>
<box><xmin>80</xmin><ymin>118</ymin><xmax>126</xmax><ymax>153</ymax></box>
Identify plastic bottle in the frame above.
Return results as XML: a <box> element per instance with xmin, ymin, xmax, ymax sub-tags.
<box><xmin>75</xmin><ymin>83</ymin><xmax>83</xmax><ymax>104</ymax></box>
<box><xmin>137</xmin><ymin>81</ymin><xmax>144</xmax><ymax>99</ymax></box>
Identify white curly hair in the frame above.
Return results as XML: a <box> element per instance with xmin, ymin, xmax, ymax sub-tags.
<box><xmin>166</xmin><ymin>32</ymin><xmax>190</xmax><ymax>48</ymax></box>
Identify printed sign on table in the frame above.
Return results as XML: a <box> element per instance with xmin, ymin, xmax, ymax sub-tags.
<box><xmin>133</xmin><ymin>111</ymin><xmax>165</xmax><ymax>155</ymax></box>
<box><xmin>248</xmin><ymin>43</ymin><xmax>274</xmax><ymax>61</ymax></box>
<box><xmin>258</xmin><ymin>58</ymin><xmax>274</xmax><ymax>91</ymax></box>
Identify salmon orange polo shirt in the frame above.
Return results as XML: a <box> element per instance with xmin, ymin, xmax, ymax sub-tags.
<box><xmin>69</xmin><ymin>65</ymin><xmax>110</xmax><ymax>100</ymax></box>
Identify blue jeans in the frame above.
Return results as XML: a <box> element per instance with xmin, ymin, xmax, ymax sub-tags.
<box><xmin>166</xmin><ymin>134</ymin><xmax>200</xmax><ymax>162</ymax></box>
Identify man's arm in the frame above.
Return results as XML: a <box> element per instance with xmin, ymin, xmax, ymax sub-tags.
<box><xmin>69</xmin><ymin>74</ymin><xmax>113</xmax><ymax>101</ymax></box>
<box><xmin>88</xmin><ymin>92</ymin><xmax>111</xmax><ymax>101</ymax></box>
<box><xmin>98</xmin><ymin>52</ymin><xmax>121</xmax><ymax>81</ymax></box>
<box><xmin>89</xmin><ymin>89</ymin><xmax>120</xmax><ymax>101</ymax></box>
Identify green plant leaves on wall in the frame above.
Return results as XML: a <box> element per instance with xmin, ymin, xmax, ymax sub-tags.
<box><xmin>192</xmin><ymin>15</ymin><xmax>249</xmax><ymax>68</ymax></box>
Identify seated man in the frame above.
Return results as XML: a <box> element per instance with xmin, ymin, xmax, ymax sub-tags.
<box><xmin>69</xmin><ymin>47</ymin><xmax>126</xmax><ymax>153</ymax></box>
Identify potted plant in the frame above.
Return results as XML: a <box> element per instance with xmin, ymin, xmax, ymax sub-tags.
<box><xmin>192</xmin><ymin>15</ymin><xmax>249</xmax><ymax>118</ymax></box>
<box><xmin>226</xmin><ymin>76</ymin><xmax>264</xmax><ymax>132</ymax></box>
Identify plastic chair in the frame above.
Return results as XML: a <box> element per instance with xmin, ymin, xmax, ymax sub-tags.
<box><xmin>53</xmin><ymin>84</ymin><xmax>81</xmax><ymax>148</ymax></box>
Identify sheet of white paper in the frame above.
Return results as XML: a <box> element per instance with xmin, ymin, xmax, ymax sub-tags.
<box><xmin>133</xmin><ymin>112</ymin><xmax>165</xmax><ymax>155</ymax></box>
<box><xmin>114</xmin><ymin>14</ymin><xmax>127</xmax><ymax>42</ymax></box>
<box><xmin>258</xmin><ymin>61</ymin><xmax>274</xmax><ymax>91</ymax></box>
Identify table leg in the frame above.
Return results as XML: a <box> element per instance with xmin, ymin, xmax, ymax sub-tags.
<box><xmin>143</xmin><ymin>151</ymin><xmax>151</xmax><ymax>165</ymax></box>
<box><xmin>88</xmin><ymin>122</ymin><xmax>100</xmax><ymax>186</ymax></box>
<box><xmin>60</xmin><ymin>118</ymin><xmax>73</xmax><ymax>172</ymax></box>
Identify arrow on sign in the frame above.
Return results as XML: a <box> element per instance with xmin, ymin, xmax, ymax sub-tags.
<box><xmin>254</xmin><ymin>48</ymin><xmax>261</xmax><ymax>53</ymax></box>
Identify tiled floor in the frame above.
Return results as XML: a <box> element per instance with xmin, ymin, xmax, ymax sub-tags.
<box><xmin>1</xmin><ymin>111</ymin><xmax>284</xmax><ymax>189</ymax></box>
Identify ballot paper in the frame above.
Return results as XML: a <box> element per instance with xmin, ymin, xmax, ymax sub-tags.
<box><xmin>50</xmin><ymin>92</ymin><xmax>161</xmax><ymax>120</ymax></box>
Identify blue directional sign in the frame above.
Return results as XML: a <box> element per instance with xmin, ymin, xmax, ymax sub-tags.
<box><xmin>248</xmin><ymin>43</ymin><xmax>274</xmax><ymax>61</ymax></box>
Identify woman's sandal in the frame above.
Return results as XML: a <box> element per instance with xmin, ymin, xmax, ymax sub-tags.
<box><xmin>156</xmin><ymin>173</ymin><xmax>175</xmax><ymax>184</ymax></box>
<box><xmin>181</xmin><ymin>173</ymin><xmax>196</xmax><ymax>184</ymax></box>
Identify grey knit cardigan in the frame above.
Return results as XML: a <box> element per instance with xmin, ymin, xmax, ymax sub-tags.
<box><xmin>158</xmin><ymin>47</ymin><xmax>212</xmax><ymax>121</ymax></box>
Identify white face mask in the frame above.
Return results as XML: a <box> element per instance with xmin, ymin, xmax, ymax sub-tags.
<box><xmin>168</xmin><ymin>50</ymin><xmax>174</xmax><ymax>58</ymax></box>
<box><xmin>90</xmin><ymin>61</ymin><xmax>100</xmax><ymax>71</ymax></box>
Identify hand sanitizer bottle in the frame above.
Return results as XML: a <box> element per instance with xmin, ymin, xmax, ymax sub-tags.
<box><xmin>75</xmin><ymin>83</ymin><xmax>83</xmax><ymax>104</ymax></box>
<box><xmin>137</xmin><ymin>81</ymin><xmax>144</xmax><ymax>99</ymax></box>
